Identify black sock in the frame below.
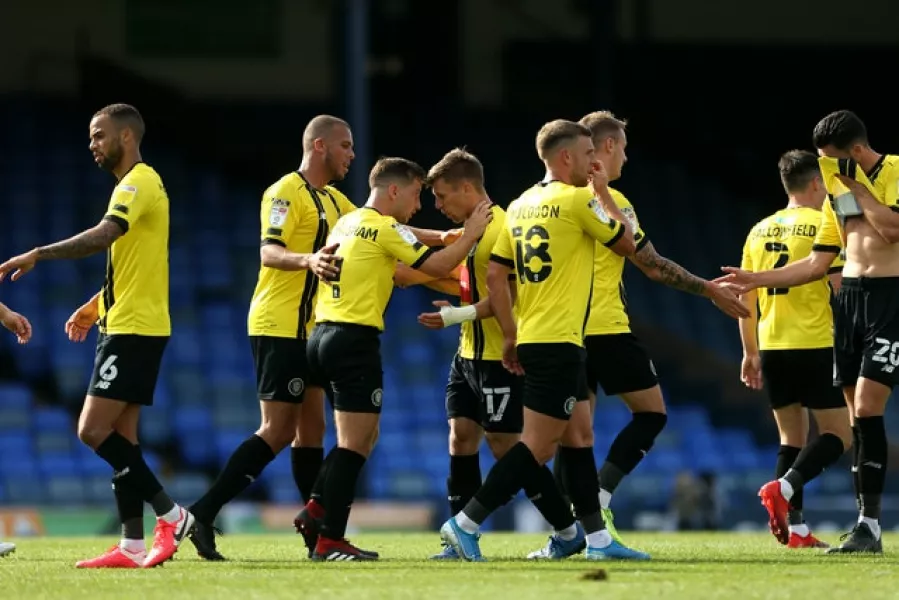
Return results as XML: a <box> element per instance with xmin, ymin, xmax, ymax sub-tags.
<box><xmin>602</xmin><ymin>412</ymin><xmax>667</xmax><ymax>490</ymax></box>
<box><xmin>291</xmin><ymin>446</ymin><xmax>324</xmax><ymax>504</ymax></box>
<box><xmin>786</xmin><ymin>433</ymin><xmax>846</xmax><ymax>489</ymax></box>
<box><xmin>597</xmin><ymin>462</ymin><xmax>625</xmax><ymax>495</ymax></box>
<box><xmin>95</xmin><ymin>432</ymin><xmax>172</xmax><ymax>516</ymax></box>
<box><xmin>190</xmin><ymin>435</ymin><xmax>276</xmax><ymax>524</ymax></box>
<box><xmin>522</xmin><ymin>465</ymin><xmax>577</xmax><ymax>532</ymax></box>
<box><xmin>447</xmin><ymin>454</ymin><xmax>481</xmax><ymax>516</ymax></box>
<box><xmin>465</xmin><ymin>442</ymin><xmax>537</xmax><ymax>524</ymax></box>
<box><xmin>851</xmin><ymin>424</ymin><xmax>862</xmax><ymax>511</ymax></box>
<box><xmin>776</xmin><ymin>444</ymin><xmax>803</xmax><ymax>521</ymax></box>
<box><xmin>320</xmin><ymin>448</ymin><xmax>367</xmax><ymax>540</ymax></box>
<box><xmin>310</xmin><ymin>450</ymin><xmax>336</xmax><ymax>502</ymax></box>
<box><xmin>559</xmin><ymin>446</ymin><xmax>603</xmax><ymax>534</ymax></box>
<box><xmin>857</xmin><ymin>416</ymin><xmax>887</xmax><ymax>520</ymax></box>
<box><xmin>113</xmin><ymin>446</ymin><xmax>145</xmax><ymax>540</ymax></box>
<box><xmin>552</xmin><ymin>450</ymin><xmax>568</xmax><ymax>502</ymax></box>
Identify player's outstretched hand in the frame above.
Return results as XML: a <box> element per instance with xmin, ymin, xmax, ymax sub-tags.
<box><xmin>418</xmin><ymin>300</ymin><xmax>451</xmax><ymax>329</ymax></box>
<box><xmin>501</xmin><ymin>335</ymin><xmax>524</xmax><ymax>376</ymax></box>
<box><xmin>1</xmin><ymin>308</ymin><xmax>32</xmax><ymax>344</ymax></box>
<box><xmin>65</xmin><ymin>299</ymin><xmax>99</xmax><ymax>343</ymax></box>
<box><xmin>309</xmin><ymin>242</ymin><xmax>341</xmax><ymax>281</ymax></box>
<box><xmin>741</xmin><ymin>353</ymin><xmax>763</xmax><ymax>390</ymax></box>
<box><xmin>461</xmin><ymin>201</ymin><xmax>493</xmax><ymax>240</ymax></box>
<box><xmin>0</xmin><ymin>249</ymin><xmax>38</xmax><ymax>283</ymax></box>
<box><xmin>717</xmin><ymin>267</ymin><xmax>760</xmax><ymax>295</ymax></box>
<box><xmin>706</xmin><ymin>282</ymin><xmax>750</xmax><ymax>319</ymax></box>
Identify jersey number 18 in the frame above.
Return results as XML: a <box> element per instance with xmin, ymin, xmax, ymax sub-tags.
<box><xmin>513</xmin><ymin>225</ymin><xmax>552</xmax><ymax>284</ymax></box>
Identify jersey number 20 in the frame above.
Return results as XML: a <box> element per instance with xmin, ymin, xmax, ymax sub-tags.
<box><xmin>513</xmin><ymin>225</ymin><xmax>552</xmax><ymax>283</ymax></box>
<box><xmin>764</xmin><ymin>242</ymin><xmax>790</xmax><ymax>296</ymax></box>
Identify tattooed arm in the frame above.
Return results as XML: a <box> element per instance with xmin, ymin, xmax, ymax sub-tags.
<box><xmin>629</xmin><ymin>241</ymin><xmax>709</xmax><ymax>296</ymax></box>
<box><xmin>36</xmin><ymin>219</ymin><xmax>125</xmax><ymax>260</ymax></box>
<box><xmin>630</xmin><ymin>241</ymin><xmax>750</xmax><ymax>319</ymax></box>
<box><xmin>0</xmin><ymin>219</ymin><xmax>125</xmax><ymax>282</ymax></box>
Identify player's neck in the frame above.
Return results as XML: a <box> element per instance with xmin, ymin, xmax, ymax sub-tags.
<box><xmin>365</xmin><ymin>191</ymin><xmax>390</xmax><ymax>216</ymax></box>
<box><xmin>786</xmin><ymin>194</ymin><xmax>818</xmax><ymax>210</ymax></box>
<box><xmin>543</xmin><ymin>168</ymin><xmax>573</xmax><ymax>186</ymax></box>
<box><xmin>113</xmin><ymin>153</ymin><xmax>141</xmax><ymax>182</ymax></box>
<box><xmin>856</xmin><ymin>147</ymin><xmax>883</xmax><ymax>175</ymax></box>
<box><xmin>297</xmin><ymin>159</ymin><xmax>330</xmax><ymax>190</ymax></box>
<box><xmin>464</xmin><ymin>194</ymin><xmax>491</xmax><ymax>218</ymax></box>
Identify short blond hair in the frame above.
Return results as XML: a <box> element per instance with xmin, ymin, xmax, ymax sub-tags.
<box><xmin>535</xmin><ymin>119</ymin><xmax>591</xmax><ymax>160</ymax></box>
<box><xmin>426</xmin><ymin>148</ymin><xmax>485</xmax><ymax>191</ymax></box>
<box><xmin>579</xmin><ymin>110</ymin><xmax>627</xmax><ymax>144</ymax></box>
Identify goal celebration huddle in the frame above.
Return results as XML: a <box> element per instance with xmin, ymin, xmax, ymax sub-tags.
<box><xmin>0</xmin><ymin>104</ymin><xmax>895</xmax><ymax>564</ymax></box>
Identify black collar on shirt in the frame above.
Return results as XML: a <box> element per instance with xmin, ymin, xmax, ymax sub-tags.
<box><xmin>866</xmin><ymin>155</ymin><xmax>886</xmax><ymax>183</ymax></box>
<box><xmin>117</xmin><ymin>160</ymin><xmax>144</xmax><ymax>182</ymax></box>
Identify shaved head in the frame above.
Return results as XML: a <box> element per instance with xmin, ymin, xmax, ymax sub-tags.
<box><xmin>302</xmin><ymin>115</ymin><xmax>351</xmax><ymax>152</ymax></box>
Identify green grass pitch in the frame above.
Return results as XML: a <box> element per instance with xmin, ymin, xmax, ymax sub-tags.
<box><xmin>2</xmin><ymin>532</ymin><xmax>898</xmax><ymax>599</ymax></box>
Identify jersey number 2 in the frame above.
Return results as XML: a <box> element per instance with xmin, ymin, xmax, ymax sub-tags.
<box><xmin>764</xmin><ymin>242</ymin><xmax>790</xmax><ymax>296</ymax></box>
<box><xmin>513</xmin><ymin>225</ymin><xmax>552</xmax><ymax>283</ymax></box>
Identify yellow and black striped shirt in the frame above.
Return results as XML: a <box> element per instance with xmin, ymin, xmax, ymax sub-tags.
<box><xmin>247</xmin><ymin>172</ymin><xmax>356</xmax><ymax>339</ymax></box>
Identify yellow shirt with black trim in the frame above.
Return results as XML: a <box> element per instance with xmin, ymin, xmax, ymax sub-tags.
<box><xmin>315</xmin><ymin>207</ymin><xmax>434</xmax><ymax>331</ymax></box>
<box><xmin>741</xmin><ymin>206</ymin><xmax>843</xmax><ymax>350</ymax></box>
<box><xmin>458</xmin><ymin>204</ymin><xmax>507</xmax><ymax>361</ymax></box>
<box><xmin>814</xmin><ymin>154</ymin><xmax>899</xmax><ymax>254</ymax></box>
<box><xmin>490</xmin><ymin>181</ymin><xmax>624</xmax><ymax>346</ymax></box>
<box><xmin>248</xmin><ymin>172</ymin><xmax>357</xmax><ymax>339</ymax></box>
<box><xmin>99</xmin><ymin>162</ymin><xmax>170</xmax><ymax>336</ymax></box>
<box><xmin>584</xmin><ymin>188</ymin><xmax>648</xmax><ymax>336</ymax></box>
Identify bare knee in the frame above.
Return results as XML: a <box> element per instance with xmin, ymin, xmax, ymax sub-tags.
<box><xmin>257</xmin><ymin>401</ymin><xmax>301</xmax><ymax>452</ymax></box>
<box><xmin>621</xmin><ymin>386</ymin><xmax>666</xmax><ymax>414</ymax></box>
<box><xmin>449</xmin><ymin>418</ymin><xmax>482</xmax><ymax>456</ymax></box>
<box><xmin>336</xmin><ymin>412</ymin><xmax>380</xmax><ymax>457</ymax></box>
<box><xmin>77</xmin><ymin>419</ymin><xmax>113</xmax><ymax>449</ymax></box>
<box><xmin>560</xmin><ymin>401</ymin><xmax>594</xmax><ymax>448</ymax></box>
<box><xmin>485</xmin><ymin>432</ymin><xmax>519</xmax><ymax>460</ymax></box>
<box><xmin>294</xmin><ymin>389</ymin><xmax>326</xmax><ymax>447</ymax></box>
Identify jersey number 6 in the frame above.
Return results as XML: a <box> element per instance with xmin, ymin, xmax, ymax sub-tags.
<box><xmin>513</xmin><ymin>225</ymin><xmax>552</xmax><ymax>284</ymax></box>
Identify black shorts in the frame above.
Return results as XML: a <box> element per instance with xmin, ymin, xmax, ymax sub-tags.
<box><xmin>834</xmin><ymin>277</ymin><xmax>899</xmax><ymax>389</ymax></box>
<box><xmin>516</xmin><ymin>343</ymin><xmax>589</xmax><ymax>420</ymax></box>
<box><xmin>584</xmin><ymin>333</ymin><xmax>658</xmax><ymax>396</ymax></box>
<box><xmin>445</xmin><ymin>354</ymin><xmax>524</xmax><ymax>433</ymax></box>
<box><xmin>760</xmin><ymin>348</ymin><xmax>844</xmax><ymax>410</ymax></box>
<box><xmin>249</xmin><ymin>336</ymin><xmax>309</xmax><ymax>403</ymax></box>
<box><xmin>306</xmin><ymin>322</ymin><xmax>383</xmax><ymax>414</ymax></box>
<box><xmin>87</xmin><ymin>334</ymin><xmax>167</xmax><ymax>406</ymax></box>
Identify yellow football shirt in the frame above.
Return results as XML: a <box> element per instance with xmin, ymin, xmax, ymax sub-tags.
<box><xmin>490</xmin><ymin>181</ymin><xmax>624</xmax><ymax>346</ymax></box>
<box><xmin>248</xmin><ymin>172</ymin><xmax>357</xmax><ymax>339</ymax></box>
<box><xmin>99</xmin><ymin>163</ymin><xmax>170</xmax><ymax>336</ymax></box>
<box><xmin>458</xmin><ymin>204</ymin><xmax>506</xmax><ymax>361</ymax></box>
<box><xmin>315</xmin><ymin>207</ymin><xmax>433</xmax><ymax>331</ymax></box>
<box><xmin>584</xmin><ymin>188</ymin><xmax>648</xmax><ymax>336</ymax></box>
<box><xmin>741</xmin><ymin>207</ymin><xmax>842</xmax><ymax>350</ymax></box>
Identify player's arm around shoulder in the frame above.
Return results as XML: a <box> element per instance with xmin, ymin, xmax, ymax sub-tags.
<box><xmin>407</xmin><ymin>202</ymin><xmax>493</xmax><ymax>278</ymax></box>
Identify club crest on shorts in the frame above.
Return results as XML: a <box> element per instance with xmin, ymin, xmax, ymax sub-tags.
<box><xmin>371</xmin><ymin>388</ymin><xmax>383</xmax><ymax>407</ymax></box>
<box><xmin>563</xmin><ymin>396</ymin><xmax>576</xmax><ymax>415</ymax></box>
<box><xmin>288</xmin><ymin>378</ymin><xmax>305</xmax><ymax>397</ymax></box>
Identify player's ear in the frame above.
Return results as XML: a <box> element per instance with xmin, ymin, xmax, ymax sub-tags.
<box><xmin>388</xmin><ymin>183</ymin><xmax>399</xmax><ymax>199</ymax></box>
<box><xmin>313</xmin><ymin>137</ymin><xmax>326</xmax><ymax>154</ymax></box>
